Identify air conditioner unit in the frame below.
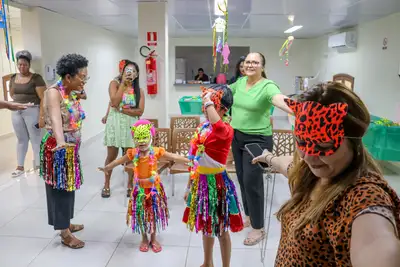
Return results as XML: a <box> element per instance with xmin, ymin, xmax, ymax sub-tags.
<box><xmin>328</xmin><ymin>31</ymin><xmax>357</xmax><ymax>49</ymax></box>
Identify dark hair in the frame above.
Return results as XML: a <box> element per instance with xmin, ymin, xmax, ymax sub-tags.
<box><xmin>118</xmin><ymin>60</ymin><xmax>141</xmax><ymax>108</ymax></box>
<box><xmin>234</xmin><ymin>56</ymin><xmax>245</xmax><ymax>80</ymax></box>
<box><xmin>198</xmin><ymin>68</ymin><xmax>204</xmax><ymax>72</ymax></box>
<box><xmin>16</xmin><ymin>50</ymin><xmax>32</xmax><ymax>64</ymax></box>
<box><xmin>56</xmin><ymin>54</ymin><xmax>89</xmax><ymax>78</ymax></box>
<box><xmin>208</xmin><ymin>84</ymin><xmax>233</xmax><ymax>110</ymax></box>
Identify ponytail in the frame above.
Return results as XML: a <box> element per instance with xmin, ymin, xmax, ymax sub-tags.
<box><xmin>262</xmin><ymin>71</ymin><xmax>267</xmax><ymax>78</ymax></box>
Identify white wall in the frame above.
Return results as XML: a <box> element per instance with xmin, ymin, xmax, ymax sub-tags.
<box><xmin>0</xmin><ymin>11</ymin><xmax>23</xmax><ymax>137</ymax></box>
<box><xmin>312</xmin><ymin>12</ymin><xmax>400</xmax><ymax>122</ymax></box>
<box><xmin>168</xmin><ymin>37</ymin><xmax>316</xmax><ymax>116</ymax></box>
<box><xmin>18</xmin><ymin>8</ymin><xmax>137</xmax><ymax>142</ymax></box>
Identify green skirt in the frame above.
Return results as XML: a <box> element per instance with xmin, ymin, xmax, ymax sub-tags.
<box><xmin>104</xmin><ymin>108</ymin><xmax>138</xmax><ymax>148</ymax></box>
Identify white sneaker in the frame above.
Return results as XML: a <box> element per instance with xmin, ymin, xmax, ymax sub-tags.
<box><xmin>11</xmin><ymin>169</ymin><xmax>25</xmax><ymax>178</ymax></box>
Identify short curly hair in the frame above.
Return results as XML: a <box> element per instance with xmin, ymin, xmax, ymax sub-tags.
<box><xmin>56</xmin><ymin>53</ymin><xmax>89</xmax><ymax>78</ymax></box>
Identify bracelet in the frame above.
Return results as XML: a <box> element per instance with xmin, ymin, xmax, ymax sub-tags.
<box><xmin>268</xmin><ymin>155</ymin><xmax>276</xmax><ymax>166</ymax></box>
<box><xmin>204</xmin><ymin>101</ymin><xmax>214</xmax><ymax>109</ymax></box>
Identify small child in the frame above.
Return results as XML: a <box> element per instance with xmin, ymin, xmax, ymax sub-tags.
<box><xmin>183</xmin><ymin>85</ymin><xmax>244</xmax><ymax>267</ymax></box>
<box><xmin>98</xmin><ymin>119</ymin><xmax>189</xmax><ymax>253</ymax></box>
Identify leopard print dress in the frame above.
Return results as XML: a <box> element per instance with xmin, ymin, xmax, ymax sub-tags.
<box><xmin>275</xmin><ymin>174</ymin><xmax>400</xmax><ymax>266</ymax></box>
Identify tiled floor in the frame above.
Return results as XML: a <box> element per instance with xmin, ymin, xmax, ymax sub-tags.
<box><xmin>0</xmin><ymin>118</ymin><xmax>398</xmax><ymax>267</ymax></box>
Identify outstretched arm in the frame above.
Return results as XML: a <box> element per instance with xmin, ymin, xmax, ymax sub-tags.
<box><xmin>161</xmin><ymin>151</ymin><xmax>190</xmax><ymax>164</ymax></box>
<box><xmin>99</xmin><ymin>154</ymin><xmax>130</xmax><ymax>173</ymax></box>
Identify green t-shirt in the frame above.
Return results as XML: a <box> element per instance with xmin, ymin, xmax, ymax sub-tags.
<box><xmin>230</xmin><ymin>76</ymin><xmax>281</xmax><ymax>136</ymax></box>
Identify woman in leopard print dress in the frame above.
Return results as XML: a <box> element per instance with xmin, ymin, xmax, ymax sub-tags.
<box><xmin>253</xmin><ymin>82</ymin><xmax>400</xmax><ymax>266</ymax></box>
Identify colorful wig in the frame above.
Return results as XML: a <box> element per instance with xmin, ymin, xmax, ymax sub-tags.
<box><xmin>131</xmin><ymin>119</ymin><xmax>156</xmax><ymax>144</ymax></box>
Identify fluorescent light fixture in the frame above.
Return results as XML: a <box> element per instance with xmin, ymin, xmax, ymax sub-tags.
<box><xmin>284</xmin><ymin>25</ymin><xmax>303</xmax><ymax>33</ymax></box>
<box><xmin>214</xmin><ymin>0</ymin><xmax>228</xmax><ymax>16</ymax></box>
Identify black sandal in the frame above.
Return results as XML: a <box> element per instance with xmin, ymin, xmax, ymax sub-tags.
<box><xmin>101</xmin><ymin>188</ymin><xmax>110</xmax><ymax>198</ymax></box>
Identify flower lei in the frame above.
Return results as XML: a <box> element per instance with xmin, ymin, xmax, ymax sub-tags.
<box><xmin>132</xmin><ymin>146</ymin><xmax>157</xmax><ymax>184</ymax></box>
<box><xmin>188</xmin><ymin>121</ymin><xmax>212</xmax><ymax>179</ymax></box>
<box><xmin>57</xmin><ymin>79</ymin><xmax>86</xmax><ymax>130</ymax></box>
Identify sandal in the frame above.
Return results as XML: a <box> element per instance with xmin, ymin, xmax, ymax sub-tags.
<box><xmin>101</xmin><ymin>188</ymin><xmax>110</xmax><ymax>198</ymax></box>
<box><xmin>139</xmin><ymin>241</ymin><xmax>150</xmax><ymax>252</ymax></box>
<box><xmin>61</xmin><ymin>234</ymin><xmax>85</xmax><ymax>249</ymax></box>
<box><xmin>69</xmin><ymin>224</ymin><xmax>84</xmax><ymax>233</ymax></box>
<box><xmin>150</xmin><ymin>241</ymin><xmax>162</xmax><ymax>253</ymax></box>
<box><xmin>126</xmin><ymin>188</ymin><xmax>133</xmax><ymax>198</ymax></box>
<box><xmin>243</xmin><ymin>230</ymin><xmax>266</xmax><ymax>246</ymax></box>
<box><xmin>11</xmin><ymin>169</ymin><xmax>25</xmax><ymax>178</ymax></box>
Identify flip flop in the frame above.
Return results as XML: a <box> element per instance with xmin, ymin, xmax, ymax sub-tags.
<box><xmin>139</xmin><ymin>241</ymin><xmax>150</xmax><ymax>252</ymax></box>
<box><xmin>150</xmin><ymin>241</ymin><xmax>162</xmax><ymax>253</ymax></box>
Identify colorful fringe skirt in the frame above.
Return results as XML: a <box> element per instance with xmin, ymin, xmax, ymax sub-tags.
<box><xmin>182</xmin><ymin>166</ymin><xmax>244</xmax><ymax>237</ymax></box>
<box><xmin>40</xmin><ymin>131</ymin><xmax>83</xmax><ymax>192</ymax></box>
<box><xmin>127</xmin><ymin>179</ymin><xmax>169</xmax><ymax>234</ymax></box>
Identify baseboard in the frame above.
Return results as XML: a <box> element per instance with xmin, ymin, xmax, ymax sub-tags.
<box><xmin>0</xmin><ymin>132</ymin><xmax>14</xmax><ymax>140</ymax></box>
<box><xmin>380</xmin><ymin>161</ymin><xmax>400</xmax><ymax>175</ymax></box>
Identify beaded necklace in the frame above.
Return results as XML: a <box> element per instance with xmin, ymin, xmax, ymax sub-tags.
<box><xmin>188</xmin><ymin>121</ymin><xmax>212</xmax><ymax>179</ymax></box>
<box><xmin>57</xmin><ymin>79</ymin><xmax>86</xmax><ymax>130</ymax></box>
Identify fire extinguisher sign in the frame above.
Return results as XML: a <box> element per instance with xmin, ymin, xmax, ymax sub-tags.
<box><xmin>147</xmin><ymin>32</ymin><xmax>157</xmax><ymax>47</ymax></box>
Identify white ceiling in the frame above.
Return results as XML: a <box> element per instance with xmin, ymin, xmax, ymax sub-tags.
<box><xmin>10</xmin><ymin>0</ymin><xmax>400</xmax><ymax>38</ymax></box>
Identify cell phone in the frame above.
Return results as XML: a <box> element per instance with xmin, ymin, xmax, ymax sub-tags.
<box><xmin>245</xmin><ymin>143</ymin><xmax>269</xmax><ymax>169</ymax></box>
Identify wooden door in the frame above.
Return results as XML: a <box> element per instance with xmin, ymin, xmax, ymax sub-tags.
<box><xmin>333</xmin><ymin>73</ymin><xmax>354</xmax><ymax>90</ymax></box>
<box><xmin>2</xmin><ymin>74</ymin><xmax>13</xmax><ymax>101</ymax></box>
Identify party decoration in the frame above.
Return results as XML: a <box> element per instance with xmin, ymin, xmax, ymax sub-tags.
<box><xmin>57</xmin><ymin>79</ymin><xmax>86</xmax><ymax>130</ymax></box>
<box><xmin>285</xmin><ymin>98</ymin><xmax>349</xmax><ymax>156</ymax></box>
<box><xmin>211</xmin><ymin>0</ymin><xmax>229</xmax><ymax>74</ymax></box>
<box><xmin>279</xmin><ymin>35</ymin><xmax>294</xmax><ymax>66</ymax></box>
<box><xmin>1</xmin><ymin>0</ymin><xmax>15</xmax><ymax>62</ymax></box>
<box><xmin>222</xmin><ymin>43</ymin><xmax>230</xmax><ymax>65</ymax></box>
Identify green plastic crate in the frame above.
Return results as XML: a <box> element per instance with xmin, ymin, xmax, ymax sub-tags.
<box><xmin>363</xmin><ymin>115</ymin><xmax>400</xmax><ymax>161</ymax></box>
<box><xmin>179</xmin><ymin>96</ymin><xmax>203</xmax><ymax>115</ymax></box>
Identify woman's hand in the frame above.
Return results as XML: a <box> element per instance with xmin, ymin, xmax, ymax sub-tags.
<box><xmin>252</xmin><ymin>149</ymin><xmax>273</xmax><ymax>164</ymax></box>
<box><xmin>101</xmin><ymin>116</ymin><xmax>107</xmax><ymax>124</ymax></box>
<box><xmin>183</xmin><ymin>191</ymin><xmax>189</xmax><ymax>202</ymax></box>
<box><xmin>97</xmin><ymin>167</ymin><xmax>110</xmax><ymax>175</ymax></box>
<box><xmin>4</xmin><ymin>102</ymin><xmax>33</xmax><ymax>111</ymax></box>
<box><xmin>52</xmin><ymin>143</ymin><xmax>75</xmax><ymax>152</ymax></box>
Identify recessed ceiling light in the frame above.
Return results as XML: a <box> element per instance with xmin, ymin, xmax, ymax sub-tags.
<box><xmin>284</xmin><ymin>25</ymin><xmax>303</xmax><ymax>33</ymax></box>
<box><xmin>214</xmin><ymin>0</ymin><xmax>228</xmax><ymax>16</ymax></box>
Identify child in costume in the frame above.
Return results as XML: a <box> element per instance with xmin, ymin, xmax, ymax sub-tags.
<box><xmin>98</xmin><ymin>119</ymin><xmax>189</xmax><ymax>253</ymax></box>
<box><xmin>183</xmin><ymin>85</ymin><xmax>244</xmax><ymax>267</ymax></box>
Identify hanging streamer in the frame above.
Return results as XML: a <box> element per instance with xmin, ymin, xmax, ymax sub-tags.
<box><xmin>5</xmin><ymin>0</ymin><xmax>14</xmax><ymax>62</ymax></box>
<box><xmin>1</xmin><ymin>0</ymin><xmax>15</xmax><ymax>62</ymax></box>
<box><xmin>279</xmin><ymin>36</ymin><xmax>294</xmax><ymax>66</ymax></box>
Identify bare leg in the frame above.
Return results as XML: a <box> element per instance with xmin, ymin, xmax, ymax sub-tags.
<box><xmin>102</xmin><ymin>146</ymin><xmax>118</xmax><ymax>197</ymax></box>
<box><xmin>201</xmin><ymin>235</ymin><xmax>215</xmax><ymax>267</ymax></box>
<box><xmin>139</xmin><ymin>233</ymin><xmax>149</xmax><ymax>252</ymax></box>
<box><xmin>150</xmin><ymin>232</ymin><xmax>162</xmax><ymax>253</ymax></box>
<box><xmin>218</xmin><ymin>232</ymin><xmax>232</xmax><ymax>267</ymax></box>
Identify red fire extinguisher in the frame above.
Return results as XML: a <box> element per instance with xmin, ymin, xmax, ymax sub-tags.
<box><xmin>145</xmin><ymin>50</ymin><xmax>158</xmax><ymax>95</ymax></box>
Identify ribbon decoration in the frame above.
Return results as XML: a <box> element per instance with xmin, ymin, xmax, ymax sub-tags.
<box><xmin>212</xmin><ymin>0</ymin><xmax>229</xmax><ymax>74</ymax></box>
<box><xmin>1</xmin><ymin>0</ymin><xmax>15</xmax><ymax>62</ymax></box>
<box><xmin>279</xmin><ymin>36</ymin><xmax>294</xmax><ymax>66</ymax></box>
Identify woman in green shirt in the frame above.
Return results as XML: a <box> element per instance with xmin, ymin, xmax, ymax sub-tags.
<box><xmin>230</xmin><ymin>52</ymin><xmax>292</xmax><ymax>246</ymax></box>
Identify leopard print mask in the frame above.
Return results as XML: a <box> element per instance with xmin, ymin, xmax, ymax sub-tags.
<box><xmin>131</xmin><ymin>123</ymin><xmax>153</xmax><ymax>144</ymax></box>
<box><xmin>284</xmin><ymin>98</ymin><xmax>348</xmax><ymax>156</ymax></box>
